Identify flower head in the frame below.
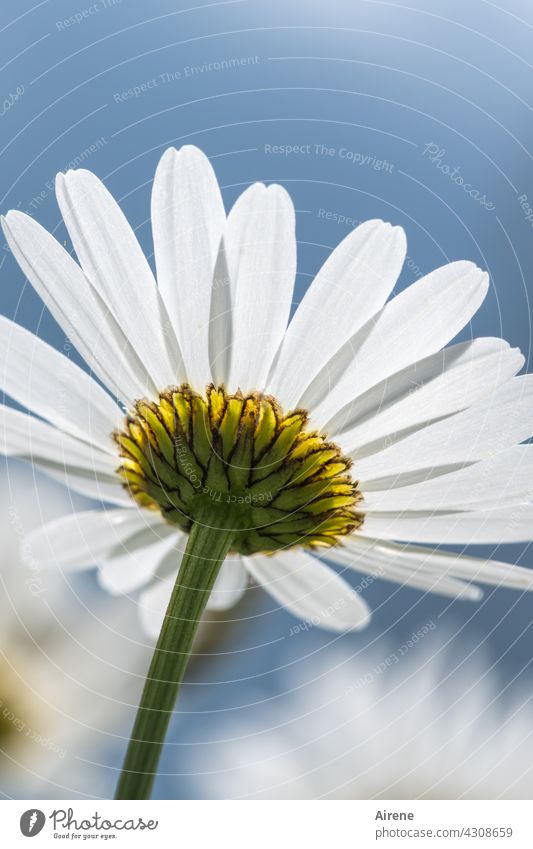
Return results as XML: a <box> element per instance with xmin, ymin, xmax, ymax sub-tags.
<box><xmin>2</xmin><ymin>145</ymin><xmax>533</xmax><ymax>636</ymax></box>
<box><xmin>115</xmin><ymin>384</ymin><xmax>363</xmax><ymax>553</ymax></box>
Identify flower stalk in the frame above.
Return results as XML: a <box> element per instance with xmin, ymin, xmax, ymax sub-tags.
<box><xmin>115</xmin><ymin>505</ymin><xmax>234</xmax><ymax>800</ymax></box>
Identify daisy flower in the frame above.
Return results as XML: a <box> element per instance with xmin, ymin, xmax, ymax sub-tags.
<box><xmin>2</xmin><ymin>145</ymin><xmax>533</xmax><ymax>631</ymax></box>
<box><xmin>1</xmin><ymin>145</ymin><xmax>533</xmax><ymax>796</ymax></box>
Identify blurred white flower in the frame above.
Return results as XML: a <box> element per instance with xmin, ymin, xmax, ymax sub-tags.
<box><xmin>199</xmin><ymin>636</ymin><xmax>533</xmax><ymax>799</ymax></box>
<box><xmin>0</xmin><ymin>462</ymin><xmax>151</xmax><ymax>798</ymax></box>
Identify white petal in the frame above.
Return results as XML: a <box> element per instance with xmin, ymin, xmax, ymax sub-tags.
<box><xmin>207</xmin><ymin>557</ymin><xmax>248</xmax><ymax>611</ymax></box>
<box><xmin>138</xmin><ymin>574</ymin><xmax>174</xmax><ymax>639</ymax></box>
<box><xmin>42</xmin><ymin>466</ymin><xmax>131</xmax><ymax>506</ymax></box>
<box><xmin>311</xmin><ymin>261</ymin><xmax>489</xmax><ymax>426</ymax></box>
<box><xmin>329</xmin><ymin>338</ymin><xmax>523</xmax><ymax>455</ymax></box>
<box><xmin>269</xmin><ymin>220</ymin><xmax>406</xmax><ymax>409</ymax></box>
<box><xmin>1</xmin><ymin>404</ymin><xmax>117</xmax><ymax>474</ymax></box>
<box><xmin>327</xmin><ymin>540</ymin><xmax>483</xmax><ymax>600</ymax></box>
<box><xmin>226</xmin><ymin>183</ymin><xmax>297</xmax><ymax>391</ymax></box>
<box><xmin>208</xmin><ymin>240</ymin><xmax>233</xmax><ymax>385</ymax></box>
<box><xmin>0</xmin><ymin>404</ymin><xmax>129</xmax><ymax>504</ymax></box>
<box><xmin>26</xmin><ymin>507</ymin><xmax>166</xmax><ymax>570</ymax></box>
<box><xmin>362</xmin><ymin>505</ymin><xmax>533</xmax><ymax>544</ymax></box>
<box><xmin>56</xmin><ymin>168</ymin><xmax>183</xmax><ymax>392</ymax></box>
<box><xmin>356</xmin><ymin>375</ymin><xmax>533</xmax><ymax>487</ymax></box>
<box><xmin>244</xmin><ymin>551</ymin><xmax>371</xmax><ymax>631</ymax></box>
<box><xmin>0</xmin><ymin>316</ymin><xmax>122</xmax><ymax>452</ymax></box>
<box><xmin>98</xmin><ymin>533</ymin><xmax>179</xmax><ymax>595</ymax></box>
<box><xmin>2</xmin><ymin>211</ymin><xmax>155</xmax><ymax>405</ymax></box>
<box><xmin>363</xmin><ymin>446</ymin><xmax>533</xmax><ymax>512</ymax></box>
<box><xmin>342</xmin><ymin>535</ymin><xmax>533</xmax><ymax>592</ymax></box>
<box><xmin>152</xmin><ymin>146</ymin><xmax>225</xmax><ymax>389</ymax></box>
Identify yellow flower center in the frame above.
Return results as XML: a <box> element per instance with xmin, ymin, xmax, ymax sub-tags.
<box><xmin>115</xmin><ymin>385</ymin><xmax>363</xmax><ymax>555</ymax></box>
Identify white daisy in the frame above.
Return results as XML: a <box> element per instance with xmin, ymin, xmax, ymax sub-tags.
<box><xmin>197</xmin><ymin>640</ymin><xmax>533</xmax><ymax>800</ymax></box>
<box><xmin>2</xmin><ymin>145</ymin><xmax>533</xmax><ymax>639</ymax></box>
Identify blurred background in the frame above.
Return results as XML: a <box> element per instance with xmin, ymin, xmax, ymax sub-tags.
<box><xmin>1</xmin><ymin>0</ymin><xmax>533</xmax><ymax>799</ymax></box>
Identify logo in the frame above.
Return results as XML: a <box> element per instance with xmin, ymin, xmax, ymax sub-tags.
<box><xmin>20</xmin><ymin>809</ymin><xmax>46</xmax><ymax>837</ymax></box>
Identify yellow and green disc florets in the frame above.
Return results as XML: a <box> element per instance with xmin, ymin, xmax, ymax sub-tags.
<box><xmin>115</xmin><ymin>385</ymin><xmax>364</xmax><ymax>555</ymax></box>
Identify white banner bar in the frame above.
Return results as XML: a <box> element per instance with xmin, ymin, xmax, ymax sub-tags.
<box><xmin>1</xmin><ymin>799</ymin><xmax>533</xmax><ymax>847</ymax></box>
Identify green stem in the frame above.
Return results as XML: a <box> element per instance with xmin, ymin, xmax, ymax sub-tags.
<box><xmin>115</xmin><ymin>508</ymin><xmax>234</xmax><ymax>800</ymax></box>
